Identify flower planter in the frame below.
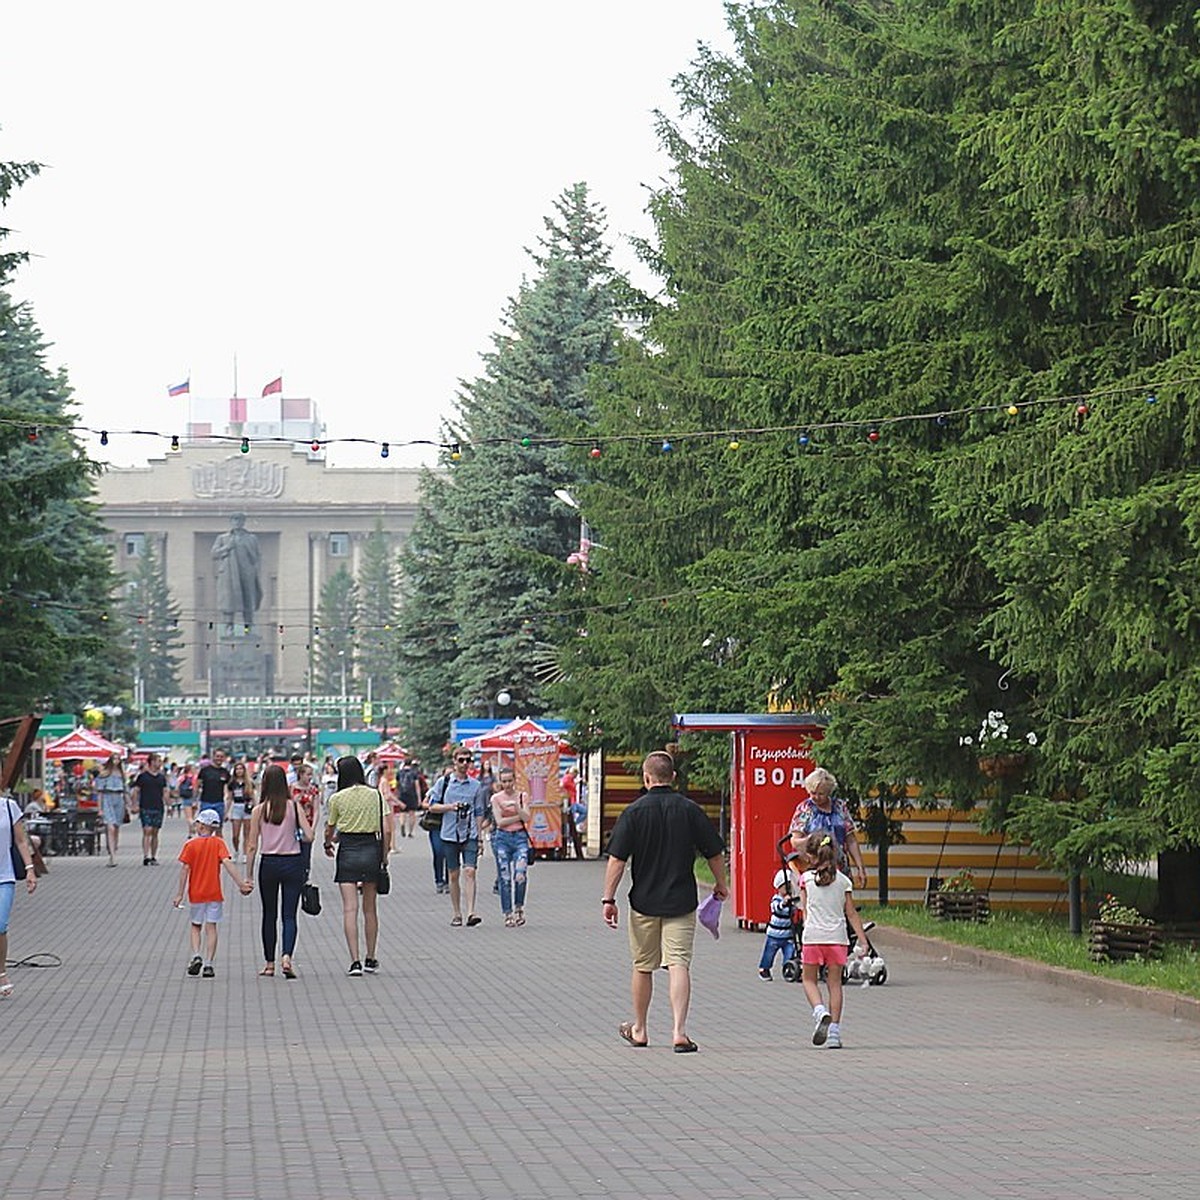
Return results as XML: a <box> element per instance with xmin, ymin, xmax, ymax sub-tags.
<box><xmin>1088</xmin><ymin>920</ymin><xmax>1165</xmax><ymax>963</ymax></box>
<box><xmin>929</xmin><ymin>889</ymin><xmax>991</xmax><ymax>922</ymax></box>
<box><xmin>977</xmin><ymin>753</ymin><xmax>1028</xmax><ymax>780</ymax></box>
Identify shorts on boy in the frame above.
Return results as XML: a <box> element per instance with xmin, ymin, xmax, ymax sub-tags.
<box><xmin>801</xmin><ymin>943</ymin><xmax>848</xmax><ymax>968</ymax></box>
<box><xmin>443</xmin><ymin>839</ymin><xmax>479</xmax><ymax>872</ymax></box>
<box><xmin>139</xmin><ymin>808</ymin><xmax>164</xmax><ymax>829</ymax></box>
<box><xmin>627</xmin><ymin>910</ymin><xmax>697</xmax><ymax>972</ymax></box>
<box><xmin>189</xmin><ymin>901</ymin><xmax>224</xmax><ymax>925</ymax></box>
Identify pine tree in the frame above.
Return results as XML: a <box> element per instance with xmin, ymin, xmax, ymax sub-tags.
<box><xmin>396</xmin><ymin>183</ymin><xmax>627</xmax><ymax>750</ymax></box>
<box><xmin>313</xmin><ymin>566</ymin><xmax>358</xmax><ymax>699</ymax></box>
<box><xmin>124</xmin><ymin>539</ymin><xmax>184</xmax><ymax>704</ymax></box>
<box><xmin>356</xmin><ymin>520</ymin><xmax>399</xmax><ymax>709</ymax></box>
<box><xmin>1</xmin><ymin>153</ymin><xmax>130</xmax><ymax>725</ymax></box>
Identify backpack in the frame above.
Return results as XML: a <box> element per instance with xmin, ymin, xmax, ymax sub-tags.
<box><xmin>396</xmin><ymin>767</ymin><xmax>418</xmax><ymax>802</ymax></box>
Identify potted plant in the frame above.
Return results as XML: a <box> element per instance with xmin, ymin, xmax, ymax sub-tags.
<box><xmin>927</xmin><ymin>868</ymin><xmax>991</xmax><ymax>922</ymax></box>
<box><xmin>960</xmin><ymin>710</ymin><xmax>1038</xmax><ymax>779</ymax></box>
<box><xmin>1088</xmin><ymin>894</ymin><xmax>1164</xmax><ymax>962</ymax></box>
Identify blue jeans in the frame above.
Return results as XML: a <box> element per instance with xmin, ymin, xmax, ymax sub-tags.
<box><xmin>428</xmin><ymin>828</ymin><xmax>446</xmax><ymax>886</ymax></box>
<box><xmin>258</xmin><ymin>854</ymin><xmax>305</xmax><ymax>961</ymax></box>
<box><xmin>492</xmin><ymin>829</ymin><xmax>530</xmax><ymax>915</ymax></box>
<box><xmin>759</xmin><ymin>934</ymin><xmax>795</xmax><ymax>972</ymax></box>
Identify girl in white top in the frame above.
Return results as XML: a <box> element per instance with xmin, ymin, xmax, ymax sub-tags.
<box><xmin>798</xmin><ymin>833</ymin><xmax>871</xmax><ymax>1050</ymax></box>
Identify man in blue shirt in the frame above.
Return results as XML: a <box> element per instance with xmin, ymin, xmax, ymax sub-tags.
<box><xmin>426</xmin><ymin>747</ymin><xmax>489</xmax><ymax>926</ymax></box>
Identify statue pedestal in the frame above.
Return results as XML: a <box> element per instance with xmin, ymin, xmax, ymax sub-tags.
<box><xmin>211</xmin><ymin>636</ymin><xmax>273</xmax><ymax>698</ymax></box>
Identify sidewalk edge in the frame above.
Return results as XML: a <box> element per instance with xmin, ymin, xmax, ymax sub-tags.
<box><xmin>872</xmin><ymin>924</ymin><xmax>1200</xmax><ymax>1024</ymax></box>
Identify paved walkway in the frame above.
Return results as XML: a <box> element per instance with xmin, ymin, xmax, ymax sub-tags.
<box><xmin>3</xmin><ymin>818</ymin><xmax>1198</xmax><ymax>1199</ymax></box>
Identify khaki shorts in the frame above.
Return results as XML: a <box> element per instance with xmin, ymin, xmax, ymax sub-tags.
<box><xmin>627</xmin><ymin>910</ymin><xmax>697</xmax><ymax>972</ymax></box>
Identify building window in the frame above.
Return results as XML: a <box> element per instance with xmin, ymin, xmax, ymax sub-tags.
<box><xmin>329</xmin><ymin>533</ymin><xmax>350</xmax><ymax>557</ymax></box>
<box><xmin>124</xmin><ymin>532</ymin><xmax>146</xmax><ymax>558</ymax></box>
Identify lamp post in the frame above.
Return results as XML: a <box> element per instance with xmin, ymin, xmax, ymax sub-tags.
<box><xmin>553</xmin><ymin>488</ymin><xmax>591</xmax><ymax>570</ymax></box>
<box><xmin>339</xmin><ymin>651</ymin><xmax>348</xmax><ymax>731</ymax></box>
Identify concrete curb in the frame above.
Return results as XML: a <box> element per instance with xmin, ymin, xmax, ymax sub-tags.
<box><xmin>872</xmin><ymin>923</ymin><xmax>1200</xmax><ymax>1024</ymax></box>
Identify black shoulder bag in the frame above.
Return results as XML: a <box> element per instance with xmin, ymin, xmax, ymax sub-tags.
<box><xmin>375</xmin><ymin>790</ymin><xmax>391</xmax><ymax>895</ymax></box>
<box><xmin>420</xmin><ymin>775</ymin><xmax>449</xmax><ymax>833</ymax></box>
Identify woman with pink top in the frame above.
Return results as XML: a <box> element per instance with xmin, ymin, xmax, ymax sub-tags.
<box><xmin>244</xmin><ymin>764</ymin><xmax>313</xmax><ymax>978</ymax></box>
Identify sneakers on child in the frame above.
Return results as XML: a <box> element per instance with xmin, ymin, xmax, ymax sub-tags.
<box><xmin>186</xmin><ymin>956</ymin><xmax>203</xmax><ymax>977</ymax></box>
<box><xmin>347</xmin><ymin>961</ymin><xmax>363</xmax><ymax>976</ymax></box>
<box><xmin>812</xmin><ymin>1006</ymin><xmax>831</xmax><ymax>1046</ymax></box>
<box><xmin>363</xmin><ymin>958</ymin><xmax>379</xmax><ymax>974</ymax></box>
<box><xmin>201</xmin><ymin>965</ymin><xmax>215</xmax><ymax>979</ymax></box>
<box><xmin>826</xmin><ymin>1024</ymin><xmax>842</xmax><ymax>1049</ymax></box>
<box><xmin>758</xmin><ymin>969</ymin><xmax>772</xmax><ymax>981</ymax></box>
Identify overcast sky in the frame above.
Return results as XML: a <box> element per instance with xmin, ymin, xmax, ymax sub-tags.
<box><xmin>1</xmin><ymin>1</ymin><xmax>735</xmax><ymax>468</ymax></box>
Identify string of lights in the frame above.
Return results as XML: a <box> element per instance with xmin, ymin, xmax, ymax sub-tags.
<box><xmin>0</xmin><ymin>376</ymin><xmax>1187</xmax><ymax>459</ymax></box>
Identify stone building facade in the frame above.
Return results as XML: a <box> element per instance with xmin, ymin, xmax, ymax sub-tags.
<box><xmin>94</xmin><ymin>439</ymin><xmax>424</xmax><ymax>701</ymax></box>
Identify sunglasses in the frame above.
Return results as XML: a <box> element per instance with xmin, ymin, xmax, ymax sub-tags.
<box><xmin>455</xmin><ymin>756</ymin><xmax>471</xmax><ymax>763</ymax></box>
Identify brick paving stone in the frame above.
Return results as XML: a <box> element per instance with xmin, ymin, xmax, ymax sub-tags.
<box><xmin>2</xmin><ymin>817</ymin><xmax>1199</xmax><ymax>1198</ymax></box>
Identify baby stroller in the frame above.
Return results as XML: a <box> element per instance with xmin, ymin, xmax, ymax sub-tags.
<box><xmin>775</xmin><ymin>836</ymin><xmax>888</xmax><ymax>986</ymax></box>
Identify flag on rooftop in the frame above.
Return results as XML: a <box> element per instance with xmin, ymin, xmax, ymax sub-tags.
<box><xmin>261</xmin><ymin>376</ymin><xmax>283</xmax><ymax>397</ymax></box>
<box><xmin>167</xmin><ymin>378</ymin><xmax>190</xmax><ymax>397</ymax></box>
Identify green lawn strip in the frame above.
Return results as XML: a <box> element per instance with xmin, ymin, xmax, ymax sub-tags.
<box><xmin>860</xmin><ymin>904</ymin><xmax>1200</xmax><ymax>1001</ymax></box>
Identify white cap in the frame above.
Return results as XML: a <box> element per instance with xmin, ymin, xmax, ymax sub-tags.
<box><xmin>195</xmin><ymin>809</ymin><xmax>221</xmax><ymax>827</ymax></box>
<box><xmin>773</xmin><ymin>869</ymin><xmax>789</xmax><ymax>888</ymax></box>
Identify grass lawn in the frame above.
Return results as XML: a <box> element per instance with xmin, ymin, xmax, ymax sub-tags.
<box><xmin>859</xmin><ymin>903</ymin><xmax>1200</xmax><ymax>1000</ymax></box>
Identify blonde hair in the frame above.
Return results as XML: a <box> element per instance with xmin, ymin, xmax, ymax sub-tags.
<box><xmin>803</xmin><ymin>767</ymin><xmax>837</xmax><ymax>795</ymax></box>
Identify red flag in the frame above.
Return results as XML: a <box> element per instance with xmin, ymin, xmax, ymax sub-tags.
<box><xmin>261</xmin><ymin>376</ymin><xmax>283</xmax><ymax>397</ymax></box>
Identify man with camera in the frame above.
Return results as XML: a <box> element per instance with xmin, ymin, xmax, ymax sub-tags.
<box><xmin>425</xmin><ymin>747</ymin><xmax>489</xmax><ymax>926</ymax></box>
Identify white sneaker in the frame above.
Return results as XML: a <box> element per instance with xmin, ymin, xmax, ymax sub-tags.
<box><xmin>826</xmin><ymin>1025</ymin><xmax>842</xmax><ymax>1049</ymax></box>
<box><xmin>812</xmin><ymin>1007</ymin><xmax>831</xmax><ymax>1046</ymax></box>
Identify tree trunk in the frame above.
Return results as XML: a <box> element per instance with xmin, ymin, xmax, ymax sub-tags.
<box><xmin>1068</xmin><ymin>870</ymin><xmax>1082</xmax><ymax>935</ymax></box>
<box><xmin>877</xmin><ymin>840</ymin><xmax>890</xmax><ymax>905</ymax></box>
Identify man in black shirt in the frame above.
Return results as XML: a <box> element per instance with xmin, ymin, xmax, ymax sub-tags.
<box><xmin>197</xmin><ymin>749</ymin><xmax>232</xmax><ymax>827</ymax></box>
<box><xmin>131</xmin><ymin>752</ymin><xmax>168</xmax><ymax>865</ymax></box>
<box><xmin>602</xmin><ymin>751</ymin><xmax>728</xmax><ymax>1053</ymax></box>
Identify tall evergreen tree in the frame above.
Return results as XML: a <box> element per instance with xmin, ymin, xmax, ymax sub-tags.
<box><xmin>123</xmin><ymin>539</ymin><xmax>184</xmax><ymax>704</ymax></box>
<box><xmin>1</xmin><ymin>152</ymin><xmax>130</xmax><ymax>729</ymax></box>
<box><xmin>396</xmin><ymin>182</ymin><xmax>627</xmax><ymax>749</ymax></box>
<box><xmin>314</xmin><ymin>566</ymin><xmax>358</xmax><ymax>699</ymax></box>
<box><xmin>356</xmin><ymin>520</ymin><xmax>399</xmax><ymax>709</ymax></box>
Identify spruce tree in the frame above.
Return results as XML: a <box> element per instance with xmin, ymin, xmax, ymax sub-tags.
<box><xmin>314</xmin><ymin>566</ymin><xmax>358</xmax><ymax>700</ymax></box>
<box><xmin>356</xmin><ymin>520</ymin><xmax>399</xmax><ymax>710</ymax></box>
<box><xmin>124</xmin><ymin>539</ymin><xmax>184</xmax><ymax>704</ymax></box>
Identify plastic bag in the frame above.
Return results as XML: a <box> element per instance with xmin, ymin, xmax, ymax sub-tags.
<box><xmin>696</xmin><ymin>892</ymin><xmax>722</xmax><ymax>940</ymax></box>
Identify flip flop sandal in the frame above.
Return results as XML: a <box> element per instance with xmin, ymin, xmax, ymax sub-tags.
<box><xmin>504</xmin><ymin>915</ymin><xmax>516</xmax><ymax>927</ymax></box>
<box><xmin>673</xmin><ymin>1039</ymin><xmax>699</xmax><ymax>1054</ymax></box>
<box><xmin>281</xmin><ymin>962</ymin><xmax>297</xmax><ymax>980</ymax></box>
<box><xmin>260</xmin><ymin>964</ymin><xmax>275</xmax><ymax>976</ymax></box>
<box><xmin>450</xmin><ymin>916</ymin><xmax>463</xmax><ymax>926</ymax></box>
<box><xmin>466</xmin><ymin>914</ymin><xmax>482</xmax><ymax>926</ymax></box>
<box><xmin>514</xmin><ymin>910</ymin><xmax>526</xmax><ymax>926</ymax></box>
<box><xmin>619</xmin><ymin>1022</ymin><xmax>648</xmax><ymax>1048</ymax></box>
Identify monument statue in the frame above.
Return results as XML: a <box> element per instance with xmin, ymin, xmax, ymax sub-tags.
<box><xmin>212</xmin><ymin>512</ymin><xmax>263</xmax><ymax>635</ymax></box>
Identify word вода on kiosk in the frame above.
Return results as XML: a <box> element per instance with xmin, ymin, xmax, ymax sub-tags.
<box><xmin>673</xmin><ymin>713</ymin><xmax>825</xmax><ymax>929</ymax></box>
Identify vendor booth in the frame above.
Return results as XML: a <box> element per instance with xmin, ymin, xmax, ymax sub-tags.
<box><xmin>673</xmin><ymin>713</ymin><xmax>825</xmax><ymax>929</ymax></box>
<box><xmin>42</xmin><ymin>728</ymin><xmax>124</xmax><ymax>761</ymax></box>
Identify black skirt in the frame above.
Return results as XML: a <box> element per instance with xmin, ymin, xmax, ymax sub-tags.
<box><xmin>335</xmin><ymin>832</ymin><xmax>382</xmax><ymax>883</ymax></box>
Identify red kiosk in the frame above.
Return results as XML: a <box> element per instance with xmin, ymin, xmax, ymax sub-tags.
<box><xmin>673</xmin><ymin>712</ymin><xmax>825</xmax><ymax>929</ymax></box>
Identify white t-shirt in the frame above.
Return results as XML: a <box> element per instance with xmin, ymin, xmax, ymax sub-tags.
<box><xmin>800</xmin><ymin>868</ymin><xmax>852</xmax><ymax>945</ymax></box>
<box><xmin>1</xmin><ymin>796</ymin><xmax>24</xmax><ymax>885</ymax></box>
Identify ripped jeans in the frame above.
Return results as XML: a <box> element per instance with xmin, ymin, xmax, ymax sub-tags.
<box><xmin>491</xmin><ymin>829</ymin><xmax>530</xmax><ymax>915</ymax></box>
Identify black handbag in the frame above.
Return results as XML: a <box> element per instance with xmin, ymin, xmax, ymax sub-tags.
<box><xmin>300</xmin><ymin>880</ymin><xmax>321</xmax><ymax>915</ymax></box>
<box><xmin>375</xmin><ymin>791</ymin><xmax>391</xmax><ymax>895</ymax></box>
<box><xmin>420</xmin><ymin>776</ymin><xmax>450</xmax><ymax>832</ymax></box>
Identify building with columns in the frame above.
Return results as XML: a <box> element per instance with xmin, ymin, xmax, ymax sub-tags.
<box><xmin>94</xmin><ymin>436</ymin><xmax>424</xmax><ymax>706</ymax></box>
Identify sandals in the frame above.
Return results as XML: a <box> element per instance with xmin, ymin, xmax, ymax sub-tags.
<box><xmin>504</xmin><ymin>914</ymin><xmax>516</xmax><ymax>928</ymax></box>
<box><xmin>466</xmin><ymin>914</ymin><xmax>482</xmax><ymax>926</ymax></box>
<box><xmin>514</xmin><ymin>909</ymin><xmax>526</xmax><ymax>926</ymax></box>
<box><xmin>281</xmin><ymin>959</ymin><xmax>297</xmax><ymax>980</ymax></box>
<box><xmin>618</xmin><ymin>1021</ymin><xmax>648</xmax><ymax>1048</ymax></box>
<box><xmin>450</xmin><ymin>916</ymin><xmax>463</xmax><ymax>927</ymax></box>
<box><xmin>0</xmin><ymin>975</ymin><xmax>12</xmax><ymax>999</ymax></box>
<box><xmin>260</xmin><ymin>963</ymin><xmax>275</xmax><ymax>976</ymax></box>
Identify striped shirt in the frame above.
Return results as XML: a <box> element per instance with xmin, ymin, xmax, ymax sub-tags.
<box><xmin>766</xmin><ymin>893</ymin><xmax>794</xmax><ymax>939</ymax></box>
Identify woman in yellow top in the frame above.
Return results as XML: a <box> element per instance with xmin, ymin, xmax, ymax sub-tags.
<box><xmin>324</xmin><ymin>755</ymin><xmax>392</xmax><ymax>976</ymax></box>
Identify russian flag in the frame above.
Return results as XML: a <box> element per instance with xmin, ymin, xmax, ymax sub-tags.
<box><xmin>261</xmin><ymin>376</ymin><xmax>283</xmax><ymax>397</ymax></box>
<box><xmin>167</xmin><ymin>378</ymin><xmax>190</xmax><ymax>397</ymax></box>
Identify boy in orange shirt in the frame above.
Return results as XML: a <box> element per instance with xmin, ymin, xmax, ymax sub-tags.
<box><xmin>173</xmin><ymin>807</ymin><xmax>253</xmax><ymax>978</ymax></box>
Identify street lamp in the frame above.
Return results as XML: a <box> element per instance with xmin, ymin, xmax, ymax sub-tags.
<box><xmin>338</xmin><ymin>651</ymin><xmax>348</xmax><ymax>730</ymax></box>
<box><xmin>553</xmin><ymin>489</ymin><xmax>592</xmax><ymax>571</ymax></box>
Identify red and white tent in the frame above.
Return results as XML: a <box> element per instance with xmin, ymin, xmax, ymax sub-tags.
<box><xmin>462</xmin><ymin>718</ymin><xmax>572</xmax><ymax>754</ymax></box>
<box><xmin>375</xmin><ymin>742</ymin><xmax>411</xmax><ymax>763</ymax></box>
<box><xmin>42</xmin><ymin>727</ymin><xmax>125</xmax><ymax>761</ymax></box>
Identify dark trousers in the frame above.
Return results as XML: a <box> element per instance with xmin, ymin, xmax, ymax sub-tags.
<box><xmin>259</xmin><ymin>853</ymin><xmax>306</xmax><ymax>960</ymax></box>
